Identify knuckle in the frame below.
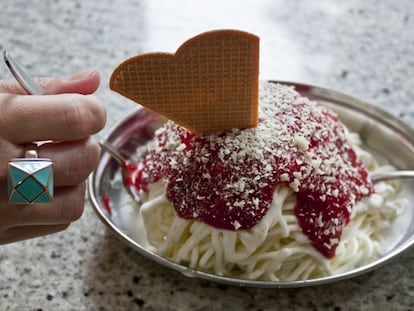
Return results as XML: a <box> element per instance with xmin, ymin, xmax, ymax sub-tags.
<box><xmin>66</xmin><ymin>139</ymin><xmax>101</xmax><ymax>184</ymax></box>
<box><xmin>68</xmin><ymin>151</ymin><xmax>85</xmax><ymax>181</ymax></box>
<box><xmin>85</xmin><ymin>95</ymin><xmax>106</xmax><ymax>133</ymax></box>
<box><xmin>0</xmin><ymin>94</ymin><xmax>17</xmax><ymax>139</ymax></box>
<box><xmin>60</xmin><ymin>94</ymin><xmax>85</xmax><ymax>137</ymax></box>
<box><xmin>0</xmin><ymin>80</ymin><xmax>26</xmax><ymax>94</ymax></box>
<box><xmin>60</xmin><ymin>94</ymin><xmax>106</xmax><ymax>138</ymax></box>
<box><xmin>59</xmin><ymin>186</ymin><xmax>85</xmax><ymax>222</ymax></box>
<box><xmin>84</xmin><ymin>139</ymin><xmax>102</xmax><ymax>170</ymax></box>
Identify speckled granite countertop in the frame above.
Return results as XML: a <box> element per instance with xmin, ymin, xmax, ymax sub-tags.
<box><xmin>1</xmin><ymin>0</ymin><xmax>413</xmax><ymax>310</ymax></box>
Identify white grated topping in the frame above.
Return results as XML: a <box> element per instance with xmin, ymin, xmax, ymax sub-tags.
<box><xmin>293</xmin><ymin>135</ymin><xmax>310</xmax><ymax>152</ymax></box>
<box><xmin>137</xmin><ymin>81</ymin><xmax>372</xmax><ymax>258</ymax></box>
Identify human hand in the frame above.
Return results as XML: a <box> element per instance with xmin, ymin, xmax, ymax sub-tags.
<box><xmin>0</xmin><ymin>70</ymin><xmax>106</xmax><ymax>244</ymax></box>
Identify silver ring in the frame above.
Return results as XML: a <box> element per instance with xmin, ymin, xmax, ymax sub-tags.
<box><xmin>7</xmin><ymin>144</ymin><xmax>54</xmax><ymax>204</ymax></box>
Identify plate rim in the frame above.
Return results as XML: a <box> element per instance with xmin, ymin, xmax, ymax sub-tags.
<box><xmin>88</xmin><ymin>80</ymin><xmax>414</xmax><ymax>288</ymax></box>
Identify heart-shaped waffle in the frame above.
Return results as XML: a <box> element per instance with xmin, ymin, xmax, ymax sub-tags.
<box><xmin>110</xmin><ymin>29</ymin><xmax>260</xmax><ymax>134</ymax></box>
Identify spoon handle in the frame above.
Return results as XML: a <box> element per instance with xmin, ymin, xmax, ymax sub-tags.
<box><xmin>3</xmin><ymin>51</ymin><xmax>48</xmax><ymax>95</ymax></box>
<box><xmin>95</xmin><ymin>134</ymin><xmax>126</xmax><ymax>167</ymax></box>
<box><xmin>372</xmin><ymin>170</ymin><xmax>414</xmax><ymax>183</ymax></box>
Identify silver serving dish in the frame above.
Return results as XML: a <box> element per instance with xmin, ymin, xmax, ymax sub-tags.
<box><xmin>88</xmin><ymin>81</ymin><xmax>414</xmax><ymax>288</ymax></box>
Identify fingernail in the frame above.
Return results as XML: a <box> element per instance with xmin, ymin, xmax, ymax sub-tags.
<box><xmin>65</xmin><ymin>69</ymin><xmax>97</xmax><ymax>81</ymax></box>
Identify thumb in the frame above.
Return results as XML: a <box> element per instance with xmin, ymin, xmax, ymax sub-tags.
<box><xmin>36</xmin><ymin>69</ymin><xmax>101</xmax><ymax>95</ymax></box>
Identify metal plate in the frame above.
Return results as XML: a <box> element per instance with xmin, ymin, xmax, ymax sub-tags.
<box><xmin>88</xmin><ymin>81</ymin><xmax>414</xmax><ymax>288</ymax></box>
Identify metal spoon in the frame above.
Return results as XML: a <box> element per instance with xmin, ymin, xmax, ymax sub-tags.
<box><xmin>3</xmin><ymin>50</ymin><xmax>142</xmax><ymax>203</ymax></box>
<box><xmin>371</xmin><ymin>170</ymin><xmax>414</xmax><ymax>183</ymax></box>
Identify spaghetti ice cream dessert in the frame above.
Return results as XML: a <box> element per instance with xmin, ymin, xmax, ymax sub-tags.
<box><xmin>108</xmin><ymin>30</ymin><xmax>407</xmax><ymax>281</ymax></box>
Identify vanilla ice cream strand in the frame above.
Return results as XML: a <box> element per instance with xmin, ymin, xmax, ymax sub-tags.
<box><xmin>148</xmin><ymin>149</ymin><xmax>392</xmax><ymax>280</ymax></box>
<box><xmin>141</xmin><ymin>156</ymin><xmax>385</xmax><ymax>279</ymax></box>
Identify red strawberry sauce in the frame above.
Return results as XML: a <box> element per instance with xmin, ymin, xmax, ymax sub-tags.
<box><xmin>130</xmin><ymin>83</ymin><xmax>373</xmax><ymax>258</ymax></box>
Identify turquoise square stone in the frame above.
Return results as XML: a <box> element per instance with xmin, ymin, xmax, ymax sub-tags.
<box><xmin>16</xmin><ymin>176</ymin><xmax>44</xmax><ymax>202</ymax></box>
<box><xmin>8</xmin><ymin>158</ymin><xmax>53</xmax><ymax>204</ymax></box>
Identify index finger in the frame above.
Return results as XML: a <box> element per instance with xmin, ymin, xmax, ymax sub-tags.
<box><xmin>0</xmin><ymin>70</ymin><xmax>101</xmax><ymax>95</ymax></box>
<box><xmin>0</xmin><ymin>93</ymin><xmax>106</xmax><ymax>143</ymax></box>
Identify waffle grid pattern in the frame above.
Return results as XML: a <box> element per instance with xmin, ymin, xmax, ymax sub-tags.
<box><xmin>111</xmin><ymin>30</ymin><xmax>259</xmax><ymax>134</ymax></box>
